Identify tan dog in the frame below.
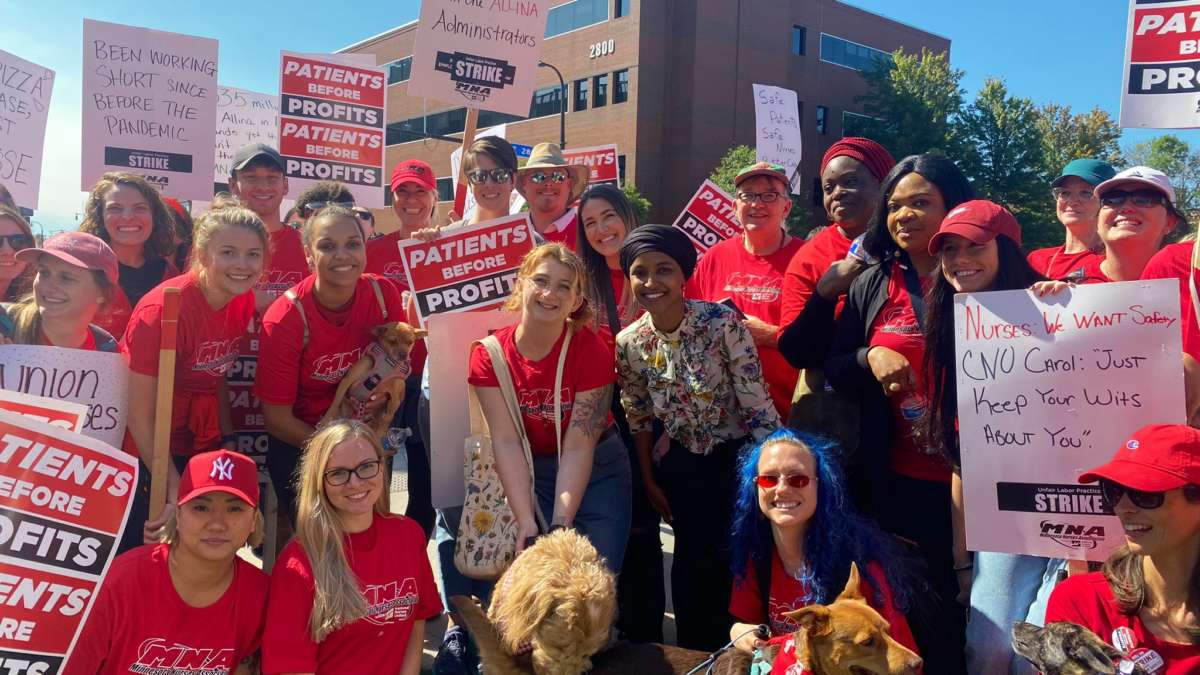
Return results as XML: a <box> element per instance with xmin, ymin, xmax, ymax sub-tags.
<box><xmin>320</xmin><ymin>322</ymin><xmax>426</xmax><ymax>437</ymax></box>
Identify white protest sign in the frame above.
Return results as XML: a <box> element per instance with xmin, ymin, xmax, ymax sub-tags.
<box><xmin>0</xmin><ymin>50</ymin><xmax>54</xmax><ymax>209</ymax></box>
<box><xmin>408</xmin><ymin>0</ymin><xmax>552</xmax><ymax>116</ymax></box>
<box><xmin>428</xmin><ymin>310</ymin><xmax>519</xmax><ymax>508</ymax></box>
<box><xmin>0</xmin><ymin>346</ymin><xmax>129</xmax><ymax>448</ymax></box>
<box><xmin>1120</xmin><ymin>0</ymin><xmax>1200</xmax><ymax>128</ymax></box>
<box><xmin>752</xmin><ymin>83</ymin><xmax>802</xmax><ymax>194</ymax></box>
<box><xmin>451</xmin><ymin>123</ymin><xmax>507</xmax><ymax>223</ymax></box>
<box><xmin>215</xmin><ymin>86</ymin><xmax>278</xmax><ymax>185</ymax></box>
<box><xmin>81</xmin><ymin>19</ymin><xmax>218</xmax><ymax>200</ymax></box>
<box><xmin>955</xmin><ymin>280</ymin><xmax>1184</xmax><ymax>561</ymax></box>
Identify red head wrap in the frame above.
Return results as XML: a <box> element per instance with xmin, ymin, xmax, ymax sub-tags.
<box><xmin>819</xmin><ymin>137</ymin><xmax>896</xmax><ymax>182</ymax></box>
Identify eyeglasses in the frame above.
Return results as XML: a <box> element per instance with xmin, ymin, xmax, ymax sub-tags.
<box><xmin>304</xmin><ymin>200</ymin><xmax>355</xmax><ymax>215</ymax></box>
<box><xmin>528</xmin><ymin>170</ymin><xmax>569</xmax><ymax>184</ymax></box>
<box><xmin>467</xmin><ymin>168</ymin><xmax>514</xmax><ymax>185</ymax></box>
<box><xmin>736</xmin><ymin>191</ymin><xmax>785</xmax><ymax>204</ymax></box>
<box><xmin>352</xmin><ymin>209</ymin><xmax>374</xmax><ymax>223</ymax></box>
<box><xmin>755</xmin><ymin>473</ymin><xmax>812</xmax><ymax>489</ymax></box>
<box><xmin>1099</xmin><ymin>191</ymin><xmax>1165</xmax><ymax>209</ymax></box>
<box><xmin>323</xmin><ymin>459</ymin><xmax>382</xmax><ymax>486</ymax></box>
<box><xmin>0</xmin><ymin>234</ymin><xmax>33</xmax><ymax>250</ymax></box>
<box><xmin>1098</xmin><ymin>478</ymin><xmax>1165</xmax><ymax>510</ymax></box>
<box><xmin>1051</xmin><ymin>188</ymin><xmax>1095</xmax><ymax>203</ymax></box>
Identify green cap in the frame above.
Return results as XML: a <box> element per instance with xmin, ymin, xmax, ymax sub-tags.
<box><xmin>735</xmin><ymin>161</ymin><xmax>790</xmax><ymax>187</ymax></box>
<box><xmin>1052</xmin><ymin>159</ymin><xmax>1117</xmax><ymax>188</ymax></box>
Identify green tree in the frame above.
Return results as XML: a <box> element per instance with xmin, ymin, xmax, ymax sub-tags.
<box><xmin>708</xmin><ymin>144</ymin><xmax>814</xmax><ymax>237</ymax></box>
<box><xmin>1123</xmin><ymin>134</ymin><xmax>1200</xmax><ymax>214</ymax></box>
<box><xmin>855</xmin><ymin>48</ymin><xmax>966</xmax><ymax>158</ymax></box>
<box><xmin>1036</xmin><ymin>104</ymin><xmax>1123</xmax><ymax>178</ymax></box>
<box><xmin>622</xmin><ymin>182</ymin><xmax>652</xmax><ymax>224</ymax></box>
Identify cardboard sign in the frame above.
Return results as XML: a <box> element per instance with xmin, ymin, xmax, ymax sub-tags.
<box><xmin>0</xmin><ymin>390</ymin><xmax>86</xmax><ymax>433</ymax></box>
<box><xmin>0</xmin><ymin>49</ymin><xmax>54</xmax><ymax>209</ymax></box>
<box><xmin>563</xmin><ymin>144</ymin><xmax>619</xmax><ymax>187</ymax></box>
<box><xmin>672</xmin><ymin>180</ymin><xmax>742</xmax><ymax>255</ymax></box>
<box><xmin>955</xmin><ymin>280</ymin><xmax>1184</xmax><ymax>561</ymax></box>
<box><xmin>226</xmin><ymin>322</ymin><xmax>268</xmax><ymax>481</ymax></box>
<box><xmin>0</xmin><ymin>346</ymin><xmax>129</xmax><ymax>449</ymax></box>
<box><xmin>398</xmin><ymin>214</ymin><xmax>535</xmax><ymax>326</ymax></box>
<box><xmin>1121</xmin><ymin>0</ymin><xmax>1200</xmax><ymax>128</ymax></box>
<box><xmin>215</xmin><ymin>86</ymin><xmax>279</xmax><ymax>186</ymax></box>
<box><xmin>0</xmin><ymin>409</ymin><xmax>136</xmax><ymax>672</ymax></box>
<box><xmin>279</xmin><ymin>51</ymin><xmax>387</xmax><ymax>207</ymax></box>
<box><xmin>81</xmin><ymin>19</ymin><xmax>218</xmax><ymax>200</ymax></box>
<box><xmin>407</xmin><ymin>0</ymin><xmax>552</xmax><ymax>116</ymax></box>
<box><xmin>451</xmin><ymin>124</ymin><xmax>509</xmax><ymax>223</ymax></box>
<box><xmin>752</xmin><ymin>83</ymin><xmax>802</xmax><ymax>194</ymax></box>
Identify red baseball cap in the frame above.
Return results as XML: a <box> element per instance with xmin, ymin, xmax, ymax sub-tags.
<box><xmin>390</xmin><ymin>159</ymin><xmax>436</xmax><ymax>193</ymax></box>
<box><xmin>1078</xmin><ymin>424</ymin><xmax>1200</xmax><ymax>491</ymax></box>
<box><xmin>177</xmin><ymin>450</ymin><xmax>259</xmax><ymax>507</ymax></box>
<box><xmin>928</xmin><ymin>199</ymin><xmax>1022</xmax><ymax>255</ymax></box>
<box><xmin>17</xmin><ymin>232</ymin><xmax>118</xmax><ymax>285</ymax></box>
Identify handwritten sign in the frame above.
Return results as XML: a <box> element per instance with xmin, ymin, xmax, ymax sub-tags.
<box><xmin>0</xmin><ymin>389</ymin><xmax>86</xmax><ymax>433</ymax></box>
<box><xmin>955</xmin><ymin>280</ymin><xmax>1184</xmax><ymax>561</ymax></box>
<box><xmin>752</xmin><ymin>83</ymin><xmax>802</xmax><ymax>194</ymax></box>
<box><xmin>0</xmin><ymin>410</ymin><xmax>136</xmax><ymax>673</ymax></box>
<box><xmin>563</xmin><ymin>144</ymin><xmax>619</xmax><ymax>188</ymax></box>
<box><xmin>399</xmin><ymin>214</ymin><xmax>535</xmax><ymax>326</ymax></box>
<box><xmin>0</xmin><ymin>346</ymin><xmax>129</xmax><ymax>449</ymax></box>
<box><xmin>215</xmin><ymin>86</ymin><xmax>278</xmax><ymax>185</ymax></box>
<box><xmin>1121</xmin><ymin>0</ymin><xmax>1200</xmax><ymax>128</ymax></box>
<box><xmin>407</xmin><ymin>0</ymin><xmax>551</xmax><ymax>116</ymax></box>
<box><xmin>81</xmin><ymin>19</ymin><xmax>218</xmax><ymax>200</ymax></box>
<box><xmin>0</xmin><ymin>50</ymin><xmax>54</xmax><ymax>209</ymax></box>
<box><xmin>672</xmin><ymin>180</ymin><xmax>742</xmax><ymax>255</ymax></box>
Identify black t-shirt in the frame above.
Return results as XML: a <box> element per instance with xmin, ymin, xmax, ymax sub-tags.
<box><xmin>119</xmin><ymin>257</ymin><xmax>167</xmax><ymax>309</ymax></box>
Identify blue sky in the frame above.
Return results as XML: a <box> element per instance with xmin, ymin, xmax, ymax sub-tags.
<box><xmin>1</xmin><ymin>0</ymin><xmax>1194</xmax><ymax>231</ymax></box>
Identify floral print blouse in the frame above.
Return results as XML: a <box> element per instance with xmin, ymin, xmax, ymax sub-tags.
<box><xmin>615</xmin><ymin>300</ymin><xmax>782</xmax><ymax>459</ymax></box>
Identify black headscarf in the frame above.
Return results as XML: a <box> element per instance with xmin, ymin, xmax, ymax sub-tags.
<box><xmin>618</xmin><ymin>224</ymin><xmax>697</xmax><ymax>280</ymax></box>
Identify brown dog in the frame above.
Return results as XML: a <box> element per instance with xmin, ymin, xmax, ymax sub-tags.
<box><xmin>1011</xmin><ymin>621</ymin><xmax>1119</xmax><ymax>675</ymax></box>
<box><xmin>321</xmin><ymin>322</ymin><xmax>426</xmax><ymax>437</ymax></box>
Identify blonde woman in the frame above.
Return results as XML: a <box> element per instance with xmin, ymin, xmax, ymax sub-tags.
<box><xmin>262</xmin><ymin>421</ymin><xmax>440</xmax><ymax>675</ymax></box>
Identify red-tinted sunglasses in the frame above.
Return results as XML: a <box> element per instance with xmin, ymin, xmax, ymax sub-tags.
<box><xmin>755</xmin><ymin>474</ymin><xmax>812</xmax><ymax>489</ymax></box>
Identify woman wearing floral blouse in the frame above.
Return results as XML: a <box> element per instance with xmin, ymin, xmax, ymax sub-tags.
<box><xmin>615</xmin><ymin>225</ymin><xmax>781</xmax><ymax>651</ymax></box>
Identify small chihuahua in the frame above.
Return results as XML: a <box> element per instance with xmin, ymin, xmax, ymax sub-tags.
<box><xmin>322</xmin><ymin>322</ymin><xmax>427</xmax><ymax>438</ymax></box>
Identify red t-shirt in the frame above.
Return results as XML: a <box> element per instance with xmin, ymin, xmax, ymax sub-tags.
<box><xmin>467</xmin><ymin>323</ymin><xmax>615</xmax><ymax>455</ymax></box>
<box><xmin>595</xmin><ymin>267</ymin><xmax>642</xmax><ymax>354</ymax></box>
<box><xmin>868</xmin><ymin>264</ymin><xmax>950</xmax><ymax>483</ymax></box>
<box><xmin>258</xmin><ymin>225</ymin><xmax>309</xmax><ymax>297</ymax></box>
<box><xmin>1141</xmin><ymin>242</ymin><xmax>1199</xmax><ymax>360</ymax></box>
<box><xmin>256</xmin><ymin>274</ymin><xmax>404</xmax><ymax>426</ymax></box>
<box><xmin>64</xmin><ymin>543</ymin><xmax>269</xmax><ymax>675</ymax></box>
<box><xmin>779</xmin><ymin>225</ymin><xmax>853</xmax><ymax>329</ymax></box>
<box><xmin>365</xmin><ymin>231</ymin><xmax>411</xmax><ymax>292</ymax></box>
<box><xmin>1027</xmin><ymin>245</ymin><xmax>1103</xmax><ymax>282</ymax></box>
<box><xmin>533</xmin><ymin>211</ymin><xmax>579</xmax><ymax>251</ymax></box>
<box><xmin>688</xmin><ymin>234</ymin><xmax>804</xmax><ymax>417</ymax></box>
<box><xmin>262</xmin><ymin>515</ymin><xmax>442</xmax><ymax>675</ymax></box>
<box><xmin>1047</xmin><ymin>572</ymin><xmax>1200</xmax><ymax>674</ymax></box>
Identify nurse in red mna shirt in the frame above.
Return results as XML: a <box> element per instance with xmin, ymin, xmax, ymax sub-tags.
<box><xmin>1025</xmin><ymin>159</ymin><xmax>1114</xmax><ymax>280</ymax></box>
<box><xmin>1046</xmin><ymin>425</ymin><xmax>1200</xmax><ymax>674</ymax></box>
<box><xmin>262</xmin><ymin>420</ymin><xmax>440</xmax><ymax>675</ymax></box>
<box><xmin>1078</xmin><ymin>166</ymin><xmax>1182</xmax><ymax>283</ymax></box>
<box><xmin>577</xmin><ymin>184</ymin><xmax>644</xmax><ymax>347</ymax></box>
<box><xmin>65</xmin><ymin>450</ymin><xmax>269</xmax><ymax>675</ymax></box>
<box><xmin>123</xmin><ymin>207</ymin><xmax>266</xmax><ymax>541</ymax></box>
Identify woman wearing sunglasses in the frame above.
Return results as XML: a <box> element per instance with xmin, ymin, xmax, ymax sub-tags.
<box><xmin>1078</xmin><ymin>166</ymin><xmax>1182</xmax><ymax>283</ymax></box>
<box><xmin>1046</xmin><ymin>424</ymin><xmax>1200</xmax><ymax>673</ymax></box>
<box><xmin>727</xmin><ymin>429</ymin><xmax>919</xmax><ymax>659</ymax></box>
<box><xmin>263</xmin><ymin>420</ymin><xmax>440</xmax><ymax>675</ymax></box>
<box><xmin>515</xmin><ymin>143</ymin><xmax>589</xmax><ymax>251</ymax></box>
<box><xmin>0</xmin><ymin>205</ymin><xmax>34</xmax><ymax>302</ymax></box>
<box><xmin>351</xmin><ymin>207</ymin><xmax>377</xmax><ymax>238</ymax></box>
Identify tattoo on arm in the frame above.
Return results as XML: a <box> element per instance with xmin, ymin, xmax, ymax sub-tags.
<box><xmin>569</xmin><ymin>384</ymin><xmax>612</xmax><ymax>439</ymax></box>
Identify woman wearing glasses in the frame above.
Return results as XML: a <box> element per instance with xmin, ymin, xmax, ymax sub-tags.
<box><xmin>0</xmin><ymin>205</ymin><xmax>34</xmax><ymax>302</ymax></box>
<box><xmin>262</xmin><ymin>420</ymin><xmax>440</xmax><ymax>675</ymax></box>
<box><xmin>1026</xmin><ymin>159</ymin><xmax>1115</xmax><ymax>280</ymax></box>
<box><xmin>1046</xmin><ymin>424</ymin><xmax>1200</xmax><ymax>673</ymax></box>
<box><xmin>1079</xmin><ymin>166</ymin><xmax>1182</xmax><ymax>283</ymax></box>
<box><xmin>515</xmin><ymin>143</ymin><xmax>589</xmax><ymax>251</ymax></box>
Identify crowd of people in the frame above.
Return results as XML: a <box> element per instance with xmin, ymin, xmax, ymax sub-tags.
<box><xmin>6</xmin><ymin>130</ymin><xmax>1199</xmax><ymax>675</ymax></box>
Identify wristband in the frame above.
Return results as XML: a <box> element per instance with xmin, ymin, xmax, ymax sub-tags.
<box><xmin>953</xmin><ymin>562</ymin><xmax>973</xmax><ymax>572</ymax></box>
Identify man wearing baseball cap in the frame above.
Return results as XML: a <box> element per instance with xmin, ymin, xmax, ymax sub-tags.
<box><xmin>515</xmin><ymin>142</ymin><xmax>589</xmax><ymax>251</ymax></box>
<box><xmin>1027</xmin><ymin>159</ymin><xmax>1115</xmax><ymax>281</ymax></box>
<box><xmin>687</xmin><ymin>161</ymin><xmax>803</xmax><ymax>417</ymax></box>
<box><xmin>366</xmin><ymin>159</ymin><xmax>438</xmax><ymax>289</ymax></box>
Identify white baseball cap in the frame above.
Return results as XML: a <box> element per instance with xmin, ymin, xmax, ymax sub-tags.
<box><xmin>1095</xmin><ymin>166</ymin><xmax>1176</xmax><ymax>205</ymax></box>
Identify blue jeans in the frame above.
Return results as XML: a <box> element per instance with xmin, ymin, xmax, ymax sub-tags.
<box><xmin>434</xmin><ymin>505</ymin><xmax>497</xmax><ymax>612</ymax></box>
<box><xmin>966</xmin><ymin>552</ymin><xmax>1066</xmax><ymax>675</ymax></box>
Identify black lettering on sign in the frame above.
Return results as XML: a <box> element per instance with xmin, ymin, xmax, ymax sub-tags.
<box><xmin>995</xmin><ymin>482</ymin><xmax>1110</xmax><ymax>515</ymax></box>
<box><xmin>435</xmin><ymin>52</ymin><xmax>516</xmax><ymax>89</ymax></box>
<box><xmin>103</xmin><ymin>147</ymin><xmax>193</xmax><ymax>173</ymax></box>
<box><xmin>0</xmin><ymin>506</ymin><xmax>114</xmax><ymax>576</ymax></box>
<box><xmin>417</xmin><ymin>268</ymin><xmax>517</xmax><ymax>316</ymax></box>
<box><xmin>0</xmin><ymin>648</ymin><xmax>62</xmax><ymax>675</ymax></box>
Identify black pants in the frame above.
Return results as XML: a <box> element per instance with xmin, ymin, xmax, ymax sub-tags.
<box><xmin>117</xmin><ymin>458</ymin><xmax>153</xmax><ymax>554</ymax></box>
<box><xmin>616</xmin><ymin>413</ymin><xmax>666</xmax><ymax>643</ymax></box>
<box><xmin>399</xmin><ymin>374</ymin><xmax>434</xmax><ymax>539</ymax></box>
<box><xmin>658</xmin><ymin>436</ymin><xmax>743</xmax><ymax>651</ymax></box>
<box><xmin>266</xmin><ymin>435</ymin><xmax>301</xmax><ymax>528</ymax></box>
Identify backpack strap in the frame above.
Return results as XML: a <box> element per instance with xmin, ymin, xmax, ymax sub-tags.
<box><xmin>89</xmin><ymin>325</ymin><xmax>119</xmax><ymax>353</ymax></box>
<box><xmin>368</xmin><ymin>277</ymin><xmax>389</xmax><ymax>320</ymax></box>
<box><xmin>284</xmin><ymin>289</ymin><xmax>309</xmax><ymax>349</ymax></box>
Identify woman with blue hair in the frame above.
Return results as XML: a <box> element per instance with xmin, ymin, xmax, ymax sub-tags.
<box><xmin>727</xmin><ymin>428</ymin><xmax>920</xmax><ymax>656</ymax></box>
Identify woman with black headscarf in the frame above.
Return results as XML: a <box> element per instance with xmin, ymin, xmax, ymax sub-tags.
<box><xmin>615</xmin><ymin>225</ymin><xmax>781</xmax><ymax>651</ymax></box>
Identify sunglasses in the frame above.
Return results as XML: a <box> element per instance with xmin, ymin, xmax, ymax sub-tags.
<box><xmin>1098</xmin><ymin>478</ymin><xmax>1165</xmax><ymax>510</ymax></box>
<box><xmin>0</xmin><ymin>234</ymin><xmax>33</xmax><ymax>250</ymax></box>
<box><xmin>323</xmin><ymin>459</ymin><xmax>382</xmax><ymax>486</ymax></box>
<box><xmin>1099</xmin><ymin>190</ymin><xmax>1165</xmax><ymax>209</ymax></box>
<box><xmin>353</xmin><ymin>210</ymin><xmax>374</xmax><ymax>223</ymax></box>
<box><xmin>467</xmin><ymin>168</ymin><xmax>513</xmax><ymax>185</ymax></box>
<box><xmin>304</xmin><ymin>200</ymin><xmax>355</xmax><ymax>215</ymax></box>
<box><xmin>755</xmin><ymin>473</ymin><xmax>812</xmax><ymax>489</ymax></box>
<box><xmin>528</xmin><ymin>170</ymin><xmax>569</xmax><ymax>184</ymax></box>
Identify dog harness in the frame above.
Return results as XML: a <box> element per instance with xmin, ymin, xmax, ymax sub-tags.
<box><xmin>345</xmin><ymin>342</ymin><xmax>412</xmax><ymax>419</ymax></box>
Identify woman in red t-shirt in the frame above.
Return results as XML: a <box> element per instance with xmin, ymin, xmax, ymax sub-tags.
<box><xmin>577</xmin><ymin>184</ymin><xmax>643</xmax><ymax>348</ymax></box>
<box><xmin>262</xmin><ymin>421</ymin><xmax>441</xmax><ymax>675</ymax></box>
<box><xmin>467</xmin><ymin>243</ymin><xmax>632</xmax><ymax>571</ymax></box>
<box><xmin>123</xmin><ymin>207</ymin><xmax>266</xmax><ymax>541</ymax></box>
<box><xmin>65</xmin><ymin>450</ymin><xmax>269</xmax><ymax>675</ymax></box>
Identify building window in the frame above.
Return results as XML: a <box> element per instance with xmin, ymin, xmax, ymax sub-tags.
<box><xmin>546</xmin><ymin>0</ymin><xmax>609</xmax><ymax>38</ymax></box>
<box><xmin>386</xmin><ymin>56</ymin><xmax>412</xmax><ymax>85</ymax></box>
<box><xmin>792</xmin><ymin>26</ymin><xmax>806</xmax><ymax>56</ymax></box>
<box><xmin>530</xmin><ymin>85</ymin><xmax>565</xmax><ymax>119</ymax></box>
<box><xmin>819</xmin><ymin>33</ymin><xmax>891</xmax><ymax>72</ymax></box>
<box><xmin>816</xmin><ymin>106</ymin><xmax>828</xmax><ymax>135</ymax></box>
<box><xmin>618</xmin><ymin>154</ymin><xmax>626</xmax><ymax>185</ymax></box>
<box><xmin>613</xmin><ymin>69</ymin><xmax>629</xmax><ymax>104</ymax></box>
<box><xmin>843</xmin><ymin>111</ymin><xmax>872</xmax><ymax>137</ymax></box>
<box><xmin>615</xmin><ymin>0</ymin><xmax>631</xmax><ymax>18</ymax></box>
<box><xmin>436</xmin><ymin>177</ymin><xmax>453</xmax><ymax>202</ymax></box>
<box><xmin>593</xmin><ymin>74</ymin><xmax>608</xmax><ymax>107</ymax></box>
<box><xmin>386</xmin><ymin>108</ymin><xmax>522</xmax><ymax>145</ymax></box>
<box><xmin>574</xmin><ymin>78</ymin><xmax>589</xmax><ymax>111</ymax></box>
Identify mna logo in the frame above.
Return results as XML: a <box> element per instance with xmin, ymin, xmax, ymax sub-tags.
<box><xmin>363</xmin><ymin>577</ymin><xmax>420</xmax><ymax>624</ymax></box>
<box><xmin>1039</xmin><ymin>521</ymin><xmax>1106</xmax><ymax>550</ymax></box>
<box><xmin>131</xmin><ymin>637</ymin><xmax>234</xmax><ymax>674</ymax></box>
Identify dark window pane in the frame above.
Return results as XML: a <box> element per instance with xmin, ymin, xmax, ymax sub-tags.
<box><xmin>792</xmin><ymin>26</ymin><xmax>806</xmax><ymax>56</ymax></box>
<box><xmin>613</xmin><ymin>69</ymin><xmax>629</xmax><ymax>104</ymax></box>
<box><xmin>387</xmin><ymin>57</ymin><xmax>412</xmax><ymax>85</ymax></box>
<box><xmin>530</xmin><ymin>85</ymin><xmax>564</xmax><ymax>118</ymax></box>
<box><xmin>436</xmin><ymin>177</ymin><xmax>453</xmax><ymax>202</ymax></box>
<box><xmin>616</xmin><ymin>0</ymin><xmax>631</xmax><ymax>18</ymax></box>
<box><xmin>819</xmin><ymin>33</ymin><xmax>890</xmax><ymax>71</ymax></box>
<box><xmin>593</xmin><ymin>74</ymin><xmax>608</xmax><ymax>107</ymax></box>
<box><xmin>816</xmin><ymin>106</ymin><xmax>827</xmax><ymax>135</ymax></box>
<box><xmin>574</xmin><ymin>78</ymin><xmax>589</xmax><ymax>111</ymax></box>
<box><xmin>546</xmin><ymin>0</ymin><xmax>609</xmax><ymax>38</ymax></box>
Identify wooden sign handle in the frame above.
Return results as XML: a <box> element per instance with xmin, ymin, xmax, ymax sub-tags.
<box><xmin>452</xmin><ymin>108</ymin><xmax>480</xmax><ymax>216</ymax></box>
<box><xmin>149</xmin><ymin>287</ymin><xmax>182</xmax><ymax>521</ymax></box>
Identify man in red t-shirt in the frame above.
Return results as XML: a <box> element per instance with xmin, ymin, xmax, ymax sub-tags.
<box><xmin>365</xmin><ymin>159</ymin><xmax>438</xmax><ymax>291</ymax></box>
<box><xmin>1026</xmin><ymin>158</ymin><xmax>1115</xmax><ymax>281</ymax></box>
<box><xmin>515</xmin><ymin>143</ymin><xmax>589</xmax><ymax>251</ymax></box>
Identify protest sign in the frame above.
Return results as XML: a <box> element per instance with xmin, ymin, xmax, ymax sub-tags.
<box><xmin>399</xmin><ymin>213</ymin><xmax>535</xmax><ymax>326</ymax></box>
<box><xmin>427</xmin><ymin>310</ymin><xmax>519</xmax><ymax>508</ymax></box>
<box><xmin>407</xmin><ymin>0</ymin><xmax>551</xmax><ymax>116</ymax></box>
<box><xmin>226</xmin><ymin>323</ymin><xmax>268</xmax><ymax>481</ymax></box>
<box><xmin>279</xmin><ymin>51</ymin><xmax>387</xmax><ymax>207</ymax></box>
<box><xmin>1121</xmin><ymin>0</ymin><xmax>1200</xmax><ymax>128</ymax></box>
<box><xmin>0</xmin><ymin>409</ymin><xmax>136</xmax><ymax>673</ymax></box>
<box><xmin>0</xmin><ymin>390</ymin><xmax>86</xmax><ymax>433</ymax></box>
<box><xmin>672</xmin><ymin>180</ymin><xmax>742</xmax><ymax>255</ymax></box>
<box><xmin>215</xmin><ymin>86</ymin><xmax>278</xmax><ymax>189</ymax></box>
<box><xmin>563</xmin><ymin>144</ymin><xmax>619</xmax><ymax>188</ymax></box>
<box><xmin>752</xmin><ymin>84</ymin><xmax>802</xmax><ymax>194</ymax></box>
<box><xmin>955</xmin><ymin>280</ymin><xmax>1184</xmax><ymax>561</ymax></box>
<box><xmin>0</xmin><ymin>50</ymin><xmax>54</xmax><ymax>209</ymax></box>
<box><xmin>0</xmin><ymin>346</ymin><xmax>129</xmax><ymax>449</ymax></box>
<box><xmin>81</xmin><ymin>19</ymin><xmax>218</xmax><ymax>200</ymax></box>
